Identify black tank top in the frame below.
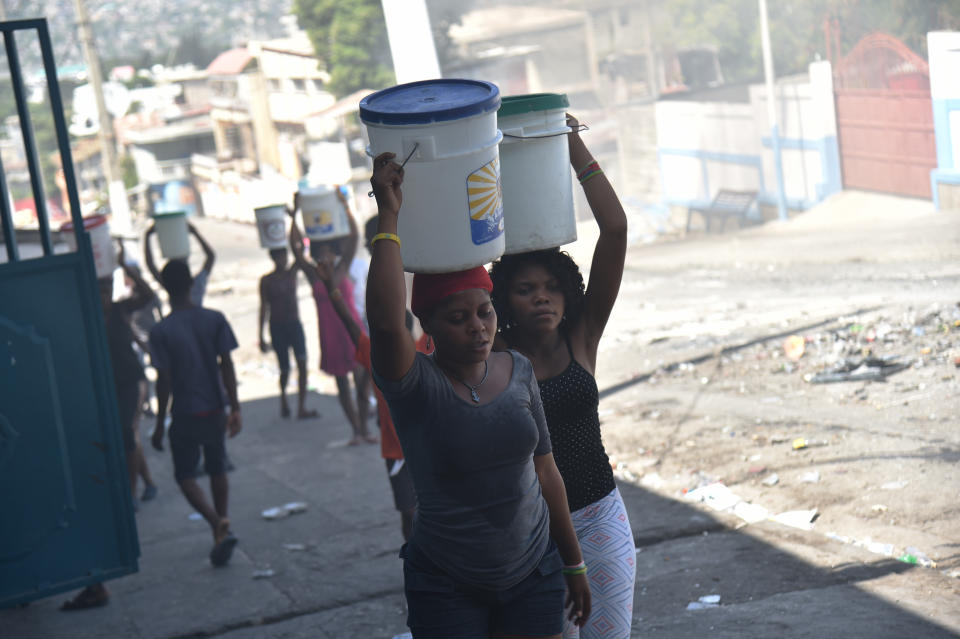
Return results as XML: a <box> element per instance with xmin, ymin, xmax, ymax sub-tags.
<box><xmin>537</xmin><ymin>339</ymin><xmax>616</xmax><ymax>512</ymax></box>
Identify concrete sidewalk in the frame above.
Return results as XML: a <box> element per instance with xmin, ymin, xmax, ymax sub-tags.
<box><xmin>4</xmin><ymin>192</ymin><xmax>959</xmax><ymax>638</ymax></box>
<box><xmin>4</xmin><ymin>386</ymin><xmax>956</xmax><ymax>638</ymax></box>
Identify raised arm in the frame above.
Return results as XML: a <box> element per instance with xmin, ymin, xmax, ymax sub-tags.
<box><xmin>143</xmin><ymin>224</ymin><xmax>161</xmax><ymax>284</ymax></box>
<box><xmin>287</xmin><ymin>201</ymin><xmax>320</xmax><ymax>285</ymax></box>
<box><xmin>317</xmin><ymin>257</ymin><xmax>363</xmax><ymax>348</ymax></box>
<box><xmin>335</xmin><ymin>187</ymin><xmax>360</xmax><ymax>279</ymax></box>
<box><xmin>117</xmin><ymin>240</ymin><xmax>158</xmax><ymax>313</ymax></box>
<box><xmin>258</xmin><ymin>276</ymin><xmax>270</xmax><ymax>353</ymax></box>
<box><xmin>366</xmin><ymin>153</ymin><xmax>415</xmax><ymax>381</ymax></box>
<box><xmin>568</xmin><ymin>114</ymin><xmax>628</xmax><ymax>358</ymax></box>
<box><xmin>189</xmin><ymin>222</ymin><xmax>216</xmax><ymax>274</ymax></box>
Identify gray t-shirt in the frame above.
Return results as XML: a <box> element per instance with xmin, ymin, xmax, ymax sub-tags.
<box><xmin>375</xmin><ymin>350</ymin><xmax>552</xmax><ymax>590</ymax></box>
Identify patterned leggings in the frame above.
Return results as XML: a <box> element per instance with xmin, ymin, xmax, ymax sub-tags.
<box><xmin>563</xmin><ymin>487</ymin><xmax>636</xmax><ymax>639</ymax></box>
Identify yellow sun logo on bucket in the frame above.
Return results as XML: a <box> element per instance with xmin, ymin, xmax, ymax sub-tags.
<box><xmin>466</xmin><ymin>157</ymin><xmax>504</xmax><ymax>246</ymax></box>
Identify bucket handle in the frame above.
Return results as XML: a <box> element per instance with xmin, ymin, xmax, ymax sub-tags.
<box><xmin>501</xmin><ymin>123</ymin><xmax>588</xmax><ymax>140</ymax></box>
<box><xmin>365</xmin><ymin>130</ymin><xmax>503</xmax><ymax>164</ymax></box>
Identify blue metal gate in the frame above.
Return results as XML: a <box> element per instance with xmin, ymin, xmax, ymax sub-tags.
<box><xmin>0</xmin><ymin>18</ymin><xmax>139</xmax><ymax>607</ymax></box>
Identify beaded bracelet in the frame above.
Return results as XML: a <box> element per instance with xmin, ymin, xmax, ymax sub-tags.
<box><xmin>579</xmin><ymin>168</ymin><xmax>604</xmax><ymax>184</ymax></box>
<box><xmin>562</xmin><ymin>560</ymin><xmax>588</xmax><ymax>576</ymax></box>
<box><xmin>576</xmin><ymin>161</ymin><xmax>599</xmax><ymax>180</ymax></box>
<box><xmin>370</xmin><ymin>232</ymin><xmax>401</xmax><ymax>248</ymax></box>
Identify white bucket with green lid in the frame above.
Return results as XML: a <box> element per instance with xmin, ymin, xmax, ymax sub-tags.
<box><xmin>498</xmin><ymin>93</ymin><xmax>576</xmax><ymax>254</ymax></box>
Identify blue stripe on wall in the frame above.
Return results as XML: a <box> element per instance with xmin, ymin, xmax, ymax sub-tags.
<box><xmin>931</xmin><ymin>98</ymin><xmax>960</xmax><ymax>210</ymax></box>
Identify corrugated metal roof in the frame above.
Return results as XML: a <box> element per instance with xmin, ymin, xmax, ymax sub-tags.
<box><xmin>206</xmin><ymin>48</ymin><xmax>255</xmax><ymax>75</ymax></box>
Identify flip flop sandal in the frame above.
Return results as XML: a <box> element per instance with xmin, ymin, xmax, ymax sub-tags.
<box><xmin>210</xmin><ymin>533</ymin><xmax>238</xmax><ymax>567</ymax></box>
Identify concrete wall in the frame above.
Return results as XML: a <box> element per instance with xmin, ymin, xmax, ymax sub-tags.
<box><xmin>656</xmin><ymin>61</ymin><xmax>842</xmax><ymax>214</ymax></box>
<box><xmin>928</xmin><ymin>31</ymin><xmax>960</xmax><ymax>211</ymax></box>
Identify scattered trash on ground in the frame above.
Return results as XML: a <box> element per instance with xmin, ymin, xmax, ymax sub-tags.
<box><xmin>684</xmin><ymin>482</ymin><xmax>816</xmax><ymax>530</ymax></box>
<box><xmin>783</xmin><ymin>335</ymin><xmax>805</xmax><ymax>361</ymax></box>
<box><xmin>252</xmin><ymin>568</ymin><xmax>276</xmax><ymax>579</ymax></box>
<box><xmin>799</xmin><ymin>470</ymin><xmax>821</xmax><ymax>484</ymax></box>
<box><xmin>825</xmin><ymin>532</ymin><xmax>938</xmax><ymax>567</ymax></box>
<box><xmin>810</xmin><ymin>356</ymin><xmax>911</xmax><ymax>384</ymax></box>
<box><xmin>262</xmin><ymin>502</ymin><xmax>309</xmax><ymax>520</ymax></box>
<box><xmin>870</xmin><ymin>504</ymin><xmax>888</xmax><ymax>513</ymax></box>
<box><xmin>188</xmin><ymin>512</ymin><xmax>204</xmax><ymax>521</ymax></box>
<box><xmin>761</xmin><ymin>473</ymin><xmax>780</xmax><ymax>486</ymax></box>
<box><xmin>881</xmin><ymin>480</ymin><xmax>909</xmax><ymax>490</ymax></box>
<box><xmin>392</xmin><ymin>633</ymin><xmax>413</xmax><ymax>639</ymax></box>
<box><xmin>686</xmin><ymin>594</ymin><xmax>721</xmax><ymax>610</ymax></box>
<box><xmin>282</xmin><ymin>543</ymin><xmax>308</xmax><ymax>551</ymax></box>
<box><xmin>898</xmin><ymin>547</ymin><xmax>936</xmax><ymax>568</ymax></box>
<box><xmin>770</xmin><ymin>509</ymin><xmax>818</xmax><ymax>531</ymax></box>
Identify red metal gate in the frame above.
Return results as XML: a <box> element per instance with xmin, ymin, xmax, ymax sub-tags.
<box><xmin>834</xmin><ymin>33</ymin><xmax>937</xmax><ymax>199</ymax></box>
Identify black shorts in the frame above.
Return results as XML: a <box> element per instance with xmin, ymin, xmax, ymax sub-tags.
<box><xmin>169</xmin><ymin>412</ymin><xmax>228</xmax><ymax>482</ymax></box>
<box><xmin>401</xmin><ymin>540</ymin><xmax>565</xmax><ymax>639</ymax></box>
<box><xmin>116</xmin><ymin>381</ymin><xmax>141</xmax><ymax>453</ymax></box>
<box><xmin>385</xmin><ymin>458</ymin><xmax>417</xmax><ymax>512</ymax></box>
<box><xmin>270</xmin><ymin>320</ymin><xmax>307</xmax><ymax>374</ymax></box>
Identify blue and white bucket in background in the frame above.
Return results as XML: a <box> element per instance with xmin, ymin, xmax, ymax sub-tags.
<box><xmin>254</xmin><ymin>205</ymin><xmax>288</xmax><ymax>249</ymax></box>
<box><xmin>498</xmin><ymin>93</ymin><xmax>576</xmax><ymax>254</ymax></box>
<box><xmin>360</xmin><ymin>79</ymin><xmax>504</xmax><ymax>273</ymax></box>
<box><xmin>299</xmin><ymin>185</ymin><xmax>348</xmax><ymax>242</ymax></box>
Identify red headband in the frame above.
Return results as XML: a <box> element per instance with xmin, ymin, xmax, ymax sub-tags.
<box><xmin>411</xmin><ymin>267</ymin><xmax>493</xmax><ymax>319</ymax></box>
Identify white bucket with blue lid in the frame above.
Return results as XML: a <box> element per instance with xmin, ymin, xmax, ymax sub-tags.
<box><xmin>360</xmin><ymin>79</ymin><xmax>504</xmax><ymax>273</ymax></box>
<box><xmin>498</xmin><ymin>93</ymin><xmax>577</xmax><ymax>254</ymax></box>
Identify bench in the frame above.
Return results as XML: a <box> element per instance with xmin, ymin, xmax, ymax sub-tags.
<box><xmin>686</xmin><ymin>189</ymin><xmax>759</xmax><ymax>233</ymax></box>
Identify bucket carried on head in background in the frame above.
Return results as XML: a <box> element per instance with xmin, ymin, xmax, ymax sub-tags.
<box><xmin>498</xmin><ymin>93</ymin><xmax>576</xmax><ymax>254</ymax></box>
<box><xmin>60</xmin><ymin>213</ymin><xmax>115</xmax><ymax>279</ymax></box>
<box><xmin>360</xmin><ymin>79</ymin><xmax>504</xmax><ymax>273</ymax></box>
<box><xmin>152</xmin><ymin>210</ymin><xmax>190</xmax><ymax>260</ymax></box>
<box><xmin>299</xmin><ymin>185</ymin><xmax>348</xmax><ymax>242</ymax></box>
<box><xmin>255</xmin><ymin>205</ymin><xmax>288</xmax><ymax>249</ymax></box>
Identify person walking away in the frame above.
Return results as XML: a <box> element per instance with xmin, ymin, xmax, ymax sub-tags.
<box><xmin>258</xmin><ymin>247</ymin><xmax>317</xmax><ymax>419</ymax></box>
<box><xmin>489</xmin><ymin>114</ymin><xmax>635</xmax><ymax>639</ymax></box>
<box><xmin>288</xmin><ymin>193</ymin><xmax>375</xmax><ymax>445</ymax></box>
<box><xmin>367</xmin><ymin>152</ymin><xmax>591</xmax><ymax>637</ymax></box>
<box><xmin>61</xmin><ymin>242</ymin><xmax>159</xmax><ymax>610</ymax></box>
<box><xmin>314</xmin><ymin>254</ymin><xmax>430</xmax><ymax>540</ymax></box>
<box><xmin>145</xmin><ymin>221</ymin><xmax>216</xmax><ymax>307</ymax></box>
<box><xmin>149</xmin><ymin>260</ymin><xmax>241</xmax><ymax>566</ymax></box>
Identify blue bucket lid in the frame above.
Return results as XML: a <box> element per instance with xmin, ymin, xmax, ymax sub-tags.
<box><xmin>359</xmin><ymin>79</ymin><xmax>501</xmax><ymax>126</ymax></box>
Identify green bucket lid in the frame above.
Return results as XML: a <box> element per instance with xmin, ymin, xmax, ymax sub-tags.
<box><xmin>498</xmin><ymin>93</ymin><xmax>569</xmax><ymax>118</ymax></box>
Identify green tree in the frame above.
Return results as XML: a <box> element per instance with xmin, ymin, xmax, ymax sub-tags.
<box><xmin>656</xmin><ymin>0</ymin><xmax>960</xmax><ymax>83</ymax></box>
<box><xmin>293</xmin><ymin>0</ymin><xmax>395</xmax><ymax>98</ymax></box>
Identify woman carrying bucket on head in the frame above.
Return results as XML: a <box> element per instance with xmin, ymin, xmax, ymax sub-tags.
<box><xmin>367</xmin><ymin>151</ymin><xmax>590</xmax><ymax>639</ymax></box>
<box><xmin>489</xmin><ymin>114</ymin><xmax>635</xmax><ymax>639</ymax></box>
<box><xmin>288</xmin><ymin>190</ymin><xmax>375</xmax><ymax>446</ymax></box>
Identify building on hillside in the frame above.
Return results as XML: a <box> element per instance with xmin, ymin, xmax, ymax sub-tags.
<box><xmin>203</xmin><ymin>34</ymin><xmax>334</xmax><ymax>182</ymax></box>
<box><xmin>193</xmin><ymin>33</ymin><xmax>335</xmax><ymax>222</ymax></box>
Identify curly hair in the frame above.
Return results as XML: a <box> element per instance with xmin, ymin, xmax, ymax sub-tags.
<box><xmin>489</xmin><ymin>248</ymin><xmax>586</xmax><ymax>334</ymax></box>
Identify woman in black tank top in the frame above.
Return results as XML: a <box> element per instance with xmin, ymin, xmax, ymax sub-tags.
<box><xmin>490</xmin><ymin>114</ymin><xmax>636</xmax><ymax>639</ymax></box>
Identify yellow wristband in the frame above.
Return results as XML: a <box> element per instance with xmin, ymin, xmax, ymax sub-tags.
<box><xmin>371</xmin><ymin>232</ymin><xmax>401</xmax><ymax>248</ymax></box>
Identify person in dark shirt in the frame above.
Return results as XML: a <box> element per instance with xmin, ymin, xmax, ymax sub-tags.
<box><xmin>61</xmin><ymin>243</ymin><xmax>158</xmax><ymax>611</ymax></box>
<box><xmin>149</xmin><ymin>260</ymin><xmax>241</xmax><ymax>567</ymax></box>
<box><xmin>489</xmin><ymin>114</ymin><xmax>635</xmax><ymax>638</ymax></box>
<box><xmin>258</xmin><ymin>247</ymin><xmax>316</xmax><ymax>419</ymax></box>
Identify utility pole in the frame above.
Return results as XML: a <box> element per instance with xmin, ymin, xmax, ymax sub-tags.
<box><xmin>74</xmin><ymin>0</ymin><xmax>131</xmax><ymax>231</ymax></box>
<box><xmin>758</xmin><ymin>0</ymin><xmax>788</xmax><ymax>221</ymax></box>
